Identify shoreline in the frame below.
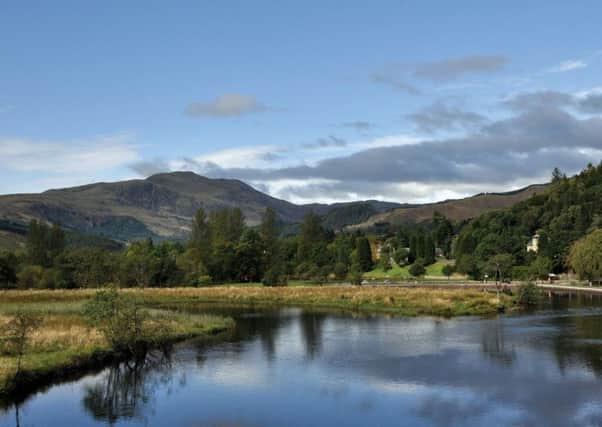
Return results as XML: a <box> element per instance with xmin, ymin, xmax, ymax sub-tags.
<box><xmin>0</xmin><ymin>307</ymin><xmax>234</xmax><ymax>400</ymax></box>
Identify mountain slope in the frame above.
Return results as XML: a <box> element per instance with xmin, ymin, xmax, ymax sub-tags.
<box><xmin>0</xmin><ymin>172</ymin><xmax>401</xmax><ymax>242</ymax></box>
<box><xmin>347</xmin><ymin>184</ymin><xmax>547</xmax><ymax>230</ymax></box>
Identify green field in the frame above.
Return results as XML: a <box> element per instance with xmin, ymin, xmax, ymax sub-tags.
<box><xmin>365</xmin><ymin>259</ymin><xmax>466</xmax><ymax>280</ymax></box>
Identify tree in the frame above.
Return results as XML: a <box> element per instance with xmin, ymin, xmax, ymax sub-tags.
<box><xmin>424</xmin><ymin>234</ymin><xmax>436</xmax><ymax>265</ymax></box>
<box><xmin>569</xmin><ymin>229</ymin><xmax>602</xmax><ymax>282</ymax></box>
<box><xmin>26</xmin><ymin>220</ymin><xmax>49</xmax><ymax>267</ymax></box>
<box><xmin>189</xmin><ymin>208</ymin><xmax>212</xmax><ymax>266</ymax></box>
<box><xmin>235</xmin><ymin>229</ymin><xmax>264</xmax><ymax>282</ymax></box>
<box><xmin>442</xmin><ymin>264</ymin><xmax>455</xmax><ymax>280</ymax></box>
<box><xmin>0</xmin><ymin>251</ymin><xmax>17</xmax><ymax>289</ymax></box>
<box><xmin>393</xmin><ymin>247</ymin><xmax>409</xmax><ymax>266</ymax></box>
<box><xmin>1</xmin><ymin>308</ymin><xmax>42</xmax><ymax>375</ymax></box>
<box><xmin>485</xmin><ymin>253</ymin><xmax>514</xmax><ymax>283</ymax></box>
<box><xmin>379</xmin><ymin>245</ymin><xmax>392</xmax><ymax>271</ymax></box>
<box><xmin>17</xmin><ymin>265</ymin><xmax>44</xmax><ymax>289</ymax></box>
<box><xmin>356</xmin><ymin>237</ymin><xmax>373</xmax><ymax>272</ymax></box>
<box><xmin>409</xmin><ymin>260</ymin><xmax>426</xmax><ymax>277</ymax></box>
<box><xmin>121</xmin><ymin>239</ymin><xmax>158</xmax><ymax>287</ymax></box>
<box><xmin>297</xmin><ymin>211</ymin><xmax>328</xmax><ymax>265</ymax></box>
<box><xmin>83</xmin><ymin>288</ymin><xmax>148</xmax><ymax>352</ymax></box>
<box><xmin>529</xmin><ymin>256</ymin><xmax>552</xmax><ymax>281</ymax></box>
<box><xmin>334</xmin><ymin>262</ymin><xmax>347</xmax><ymax>280</ymax></box>
<box><xmin>260</xmin><ymin>208</ymin><xmax>279</xmax><ymax>266</ymax></box>
<box><xmin>348</xmin><ymin>263</ymin><xmax>363</xmax><ymax>285</ymax></box>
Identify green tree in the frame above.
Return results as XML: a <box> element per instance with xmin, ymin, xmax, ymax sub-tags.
<box><xmin>260</xmin><ymin>208</ymin><xmax>279</xmax><ymax>267</ymax></box>
<box><xmin>16</xmin><ymin>265</ymin><xmax>44</xmax><ymax>289</ymax></box>
<box><xmin>424</xmin><ymin>234</ymin><xmax>436</xmax><ymax>265</ymax></box>
<box><xmin>1</xmin><ymin>308</ymin><xmax>42</xmax><ymax>375</ymax></box>
<box><xmin>356</xmin><ymin>237</ymin><xmax>373</xmax><ymax>272</ymax></box>
<box><xmin>235</xmin><ymin>229</ymin><xmax>264</xmax><ymax>282</ymax></box>
<box><xmin>409</xmin><ymin>259</ymin><xmax>426</xmax><ymax>277</ymax></box>
<box><xmin>379</xmin><ymin>245</ymin><xmax>392</xmax><ymax>271</ymax></box>
<box><xmin>393</xmin><ymin>247</ymin><xmax>409</xmax><ymax>266</ymax></box>
<box><xmin>569</xmin><ymin>229</ymin><xmax>602</xmax><ymax>282</ymax></box>
<box><xmin>189</xmin><ymin>208</ymin><xmax>212</xmax><ymax>266</ymax></box>
<box><xmin>83</xmin><ymin>288</ymin><xmax>148</xmax><ymax>352</ymax></box>
<box><xmin>529</xmin><ymin>256</ymin><xmax>552</xmax><ymax>281</ymax></box>
<box><xmin>0</xmin><ymin>251</ymin><xmax>17</xmax><ymax>289</ymax></box>
<box><xmin>485</xmin><ymin>253</ymin><xmax>514</xmax><ymax>282</ymax></box>
<box><xmin>442</xmin><ymin>264</ymin><xmax>455</xmax><ymax>279</ymax></box>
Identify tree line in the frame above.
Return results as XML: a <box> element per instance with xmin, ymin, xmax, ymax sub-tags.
<box><xmin>453</xmin><ymin>163</ymin><xmax>602</xmax><ymax>282</ymax></box>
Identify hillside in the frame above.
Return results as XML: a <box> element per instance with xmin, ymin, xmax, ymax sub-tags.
<box><xmin>0</xmin><ymin>172</ymin><xmax>401</xmax><ymax>242</ymax></box>
<box><xmin>347</xmin><ymin>184</ymin><xmax>547</xmax><ymax>230</ymax></box>
<box><xmin>454</xmin><ymin>163</ymin><xmax>602</xmax><ymax>275</ymax></box>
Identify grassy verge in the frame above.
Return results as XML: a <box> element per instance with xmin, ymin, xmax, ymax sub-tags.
<box><xmin>0</xmin><ymin>294</ymin><xmax>234</xmax><ymax>398</ymax></box>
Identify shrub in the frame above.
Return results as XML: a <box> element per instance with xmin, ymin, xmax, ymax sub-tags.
<box><xmin>516</xmin><ymin>282</ymin><xmax>539</xmax><ymax>306</ymax></box>
<box><xmin>334</xmin><ymin>262</ymin><xmax>348</xmax><ymax>280</ymax></box>
<box><xmin>441</xmin><ymin>264</ymin><xmax>455</xmax><ymax>279</ymax></box>
<box><xmin>83</xmin><ymin>288</ymin><xmax>149</xmax><ymax>351</ymax></box>
<box><xmin>262</xmin><ymin>267</ymin><xmax>288</xmax><ymax>287</ymax></box>
<box><xmin>409</xmin><ymin>259</ymin><xmax>426</xmax><ymax>277</ymax></box>
<box><xmin>1</xmin><ymin>308</ymin><xmax>42</xmax><ymax>375</ymax></box>
<box><xmin>16</xmin><ymin>265</ymin><xmax>44</xmax><ymax>289</ymax></box>
<box><xmin>348</xmin><ymin>263</ymin><xmax>363</xmax><ymax>286</ymax></box>
<box><xmin>511</xmin><ymin>266</ymin><xmax>531</xmax><ymax>281</ymax></box>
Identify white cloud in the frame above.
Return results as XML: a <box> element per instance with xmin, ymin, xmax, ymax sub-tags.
<box><xmin>0</xmin><ymin>134</ymin><xmax>139</xmax><ymax>173</ymax></box>
<box><xmin>547</xmin><ymin>59</ymin><xmax>587</xmax><ymax>73</ymax></box>
<box><xmin>191</xmin><ymin>145</ymin><xmax>285</xmax><ymax>169</ymax></box>
<box><xmin>184</xmin><ymin>94</ymin><xmax>271</xmax><ymax>118</ymax></box>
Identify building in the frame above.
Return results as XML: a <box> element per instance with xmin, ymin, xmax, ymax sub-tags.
<box><xmin>526</xmin><ymin>234</ymin><xmax>540</xmax><ymax>253</ymax></box>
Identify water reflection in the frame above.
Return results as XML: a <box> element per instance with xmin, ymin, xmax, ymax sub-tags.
<box><xmin>82</xmin><ymin>350</ymin><xmax>175</xmax><ymax>425</ymax></box>
<box><xmin>480</xmin><ymin>317</ymin><xmax>515</xmax><ymax>366</ymax></box>
<box><xmin>3</xmin><ymin>302</ymin><xmax>602</xmax><ymax>426</ymax></box>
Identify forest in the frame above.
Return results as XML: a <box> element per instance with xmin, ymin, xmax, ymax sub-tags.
<box><xmin>2</xmin><ymin>163</ymin><xmax>602</xmax><ymax>289</ymax></box>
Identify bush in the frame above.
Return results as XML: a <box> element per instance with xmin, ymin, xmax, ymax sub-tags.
<box><xmin>511</xmin><ymin>266</ymin><xmax>531</xmax><ymax>281</ymax></box>
<box><xmin>409</xmin><ymin>259</ymin><xmax>426</xmax><ymax>277</ymax></box>
<box><xmin>334</xmin><ymin>262</ymin><xmax>348</xmax><ymax>280</ymax></box>
<box><xmin>441</xmin><ymin>264</ymin><xmax>455</xmax><ymax>278</ymax></box>
<box><xmin>16</xmin><ymin>265</ymin><xmax>44</xmax><ymax>289</ymax></box>
<box><xmin>393</xmin><ymin>248</ymin><xmax>409</xmax><ymax>266</ymax></box>
<box><xmin>516</xmin><ymin>282</ymin><xmax>539</xmax><ymax>306</ymax></box>
<box><xmin>262</xmin><ymin>267</ymin><xmax>288</xmax><ymax>287</ymax></box>
<box><xmin>1</xmin><ymin>309</ymin><xmax>42</xmax><ymax>374</ymax></box>
<box><xmin>83</xmin><ymin>288</ymin><xmax>149</xmax><ymax>351</ymax></box>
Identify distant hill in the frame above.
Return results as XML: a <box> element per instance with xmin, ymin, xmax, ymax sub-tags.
<box><xmin>346</xmin><ymin>184</ymin><xmax>547</xmax><ymax>230</ymax></box>
<box><xmin>0</xmin><ymin>172</ymin><xmax>402</xmax><ymax>243</ymax></box>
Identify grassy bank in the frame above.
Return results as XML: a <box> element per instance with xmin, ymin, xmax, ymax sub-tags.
<box><xmin>0</xmin><ymin>294</ymin><xmax>234</xmax><ymax>398</ymax></box>
<box><xmin>131</xmin><ymin>286</ymin><xmax>509</xmax><ymax>317</ymax></box>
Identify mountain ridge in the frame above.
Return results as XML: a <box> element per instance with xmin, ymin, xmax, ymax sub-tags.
<box><xmin>0</xmin><ymin>172</ymin><xmax>546</xmax><ymax>243</ymax></box>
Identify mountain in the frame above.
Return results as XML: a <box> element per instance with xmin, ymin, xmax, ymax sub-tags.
<box><xmin>0</xmin><ymin>172</ymin><xmax>402</xmax><ymax>242</ymax></box>
<box><xmin>346</xmin><ymin>184</ymin><xmax>547</xmax><ymax>231</ymax></box>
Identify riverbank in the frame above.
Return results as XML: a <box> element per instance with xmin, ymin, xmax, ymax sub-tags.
<box><xmin>0</xmin><ymin>295</ymin><xmax>234</xmax><ymax>398</ymax></box>
<box><xmin>135</xmin><ymin>286</ymin><xmax>511</xmax><ymax>316</ymax></box>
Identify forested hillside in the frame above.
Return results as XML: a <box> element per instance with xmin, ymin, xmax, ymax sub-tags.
<box><xmin>454</xmin><ymin>163</ymin><xmax>602</xmax><ymax>277</ymax></box>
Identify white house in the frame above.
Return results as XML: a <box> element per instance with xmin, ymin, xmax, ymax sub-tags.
<box><xmin>526</xmin><ymin>234</ymin><xmax>540</xmax><ymax>253</ymax></box>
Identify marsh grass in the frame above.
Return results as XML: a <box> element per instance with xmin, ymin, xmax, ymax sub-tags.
<box><xmin>0</xmin><ymin>292</ymin><xmax>234</xmax><ymax>397</ymax></box>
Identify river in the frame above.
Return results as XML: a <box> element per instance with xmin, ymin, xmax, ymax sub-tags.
<box><xmin>2</xmin><ymin>295</ymin><xmax>602</xmax><ymax>426</ymax></box>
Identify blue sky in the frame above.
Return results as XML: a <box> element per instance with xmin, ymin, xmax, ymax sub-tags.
<box><xmin>2</xmin><ymin>1</ymin><xmax>602</xmax><ymax>203</ymax></box>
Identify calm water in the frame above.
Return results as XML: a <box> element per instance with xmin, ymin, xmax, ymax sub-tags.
<box><xmin>3</xmin><ymin>296</ymin><xmax>602</xmax><ymax>427</ymax></box>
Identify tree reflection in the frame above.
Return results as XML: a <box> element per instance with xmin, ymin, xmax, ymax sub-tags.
<box><xmin>82</xmin><ymin>349</ymin><xmax>174</xmax><ymax>425</ymax></box>
<box><xmin>552</xmin><ymin>313</ymin><xmax>602</xmax><ymax>378</ymax></box>
<box><xmin>299</xmin><ymin>312</ymin><xmax>326</xmax><ymax>359</ymax></box>
<box><xmin>480</xmin><ymin>318</ymin><xmax>515</xmax><ymax>366</ymax></box>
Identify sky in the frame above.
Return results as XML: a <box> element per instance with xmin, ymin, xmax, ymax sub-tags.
<box><xmin>1</xmin><ymin>1</ymin><xmax>602</xmax><ymax>204</ymax></box>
